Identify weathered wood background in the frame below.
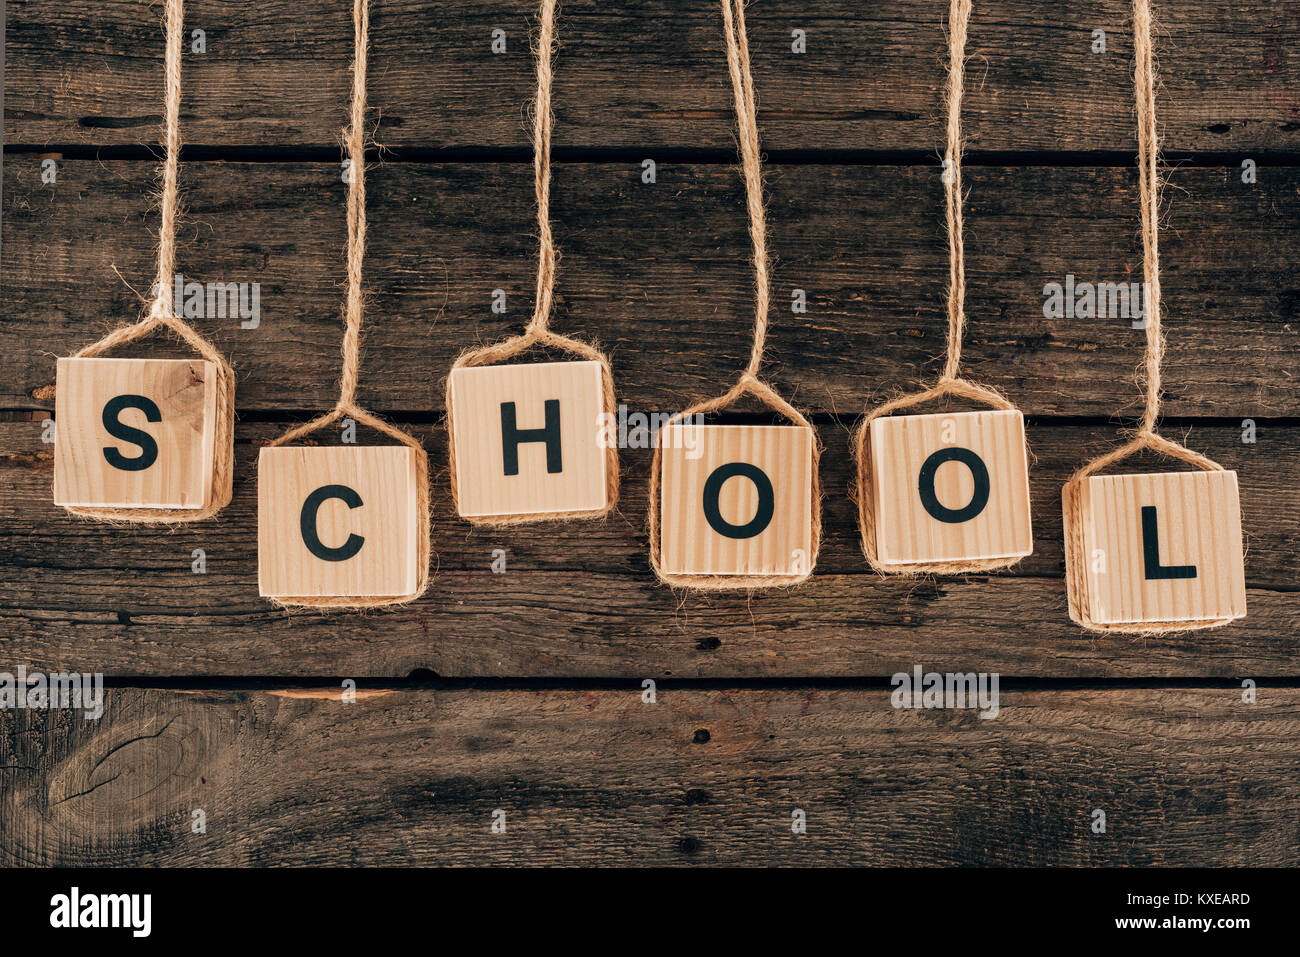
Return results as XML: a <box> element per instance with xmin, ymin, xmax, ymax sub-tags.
<box><xmin>2</xmin><ymin>0</ymin><xmax>1298</xmax><ymax>865</ymax></box>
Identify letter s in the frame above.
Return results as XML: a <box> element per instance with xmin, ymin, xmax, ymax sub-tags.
<box><xmin>102</xmin><ymin>394</ymin><xmax>161</xmax><ymax>471</ymax></box>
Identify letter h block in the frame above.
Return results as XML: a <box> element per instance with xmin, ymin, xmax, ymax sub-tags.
<box><xmin>448</xmin><ymin>360</ymin><xmax>610</xmax><ymax>521</ymax></box>
<box><xmin>53</xmin><ymin>357</ymin><xmax>219</xmax><ymax>510</ymax></box>
<box><xmin>257</xmin><ymin>446</ymin><xmax>423</xmax><ymax>600</ymax></box>
<box><xmin>1071</xmin><ymin>470</ymin><xmax>1246</xmax><ymax>627</ymax></box>
<box><xmin>867</xmin><ymin>409</ymin><xmax>1033</xmax><ymax>568</ymax></box>
<box><xmin>658</xmin><ymin>424</ymin><xmax>814</xmax><ymax>577</ymax></box>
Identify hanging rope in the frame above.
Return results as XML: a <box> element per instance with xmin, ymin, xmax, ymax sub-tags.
<box><xmin>446</xmin><ymin>0</ymin><xmax>619</xmax><ymax>524</ymax></box>
<box><xmin>647</xmin><ymin>0</ymin><xmax>822</xmax><ymax>589</ymax></box>
<box><xmin>940</xmin><ymin>0</ymin><xmax>970</xmax><ymax>383</ymax></box>
<box><xmin>265</xmin><ymin>0</ymin><xmax>430</xmax><ymax>607</ymax></box>
<box><xmin>851</xmin><ymin>0</ymin><xmax>1026</xmax><ymax>574</ymax></box>
<box><xmin>1061</xmin><ymin>0</ymin><xmax>1229</xmax><ymax>633</ymax></box>
<box><xmin>62</xmin><ymin>0</ymin><xmax>236</xmax><ymax>523</ymax></box>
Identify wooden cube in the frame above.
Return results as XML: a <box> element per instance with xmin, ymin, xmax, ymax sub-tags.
<box><xmin>53</xmin><ymin>357</ymin><xmax>218</xmax><ymax>510</ymax></box>
<box><xmin>448</xmin><ymin>360</ymin><xmax>609</xmax><ymax>519</ymax></box>
<box><xmin>258</xmin><ymin>446</ymin><xmax>423</xmax><ymax>600</ymax></box>
<box><xmin>868</xmin><ymin>409</ymin><xmax>1032</xmax><ymax>567</ymax></box>
<box><xmin>658</xmin><ymin>424</ymin><xmax>814</xmax><ymax>577</ymax></box>
<box><xmin>1074</xmin><ymin>470</ymin><xmax>1246</xmax><ymax>626</ymax></box>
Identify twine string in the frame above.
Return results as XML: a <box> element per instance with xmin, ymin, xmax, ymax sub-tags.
<box><xmin>721</xmin><ymin>0</ymin><xmax>769</xmax><ymax>385</ymax></box>
<box><xmin>1066</xmin><ymin>0</ymin><xmax>1222</xmax><ymax>482</ymax></box>
<box><xmin>336</xmin><ymin>0</ymin><xmax>370</xmax><ymax>413</ymax></box>
<box><xmin>646</xmin><ymin>0</ymin><xmax>821</xmax><ymax>588</ymax></box>
<box><xmin>452</xmin><ymin>0</ymin><xmax>607</xmax><ymax>371</ymax></box>
<box><xmin>940</xmin><ymin>0</ymin><xmax>971</xmax><ymax>383</ymax></box>
<box><xmin>445</xmin><ymin>0</ymin><xmax>619</xmax><ymax>524</ymax></box>
<box><xmin>1133</xmin><ymin>0</ymin><xmax>1164</xmax><ymax>437</ymax></box>
<box><xmin>1061</xmin><ymin>0</ymin><xmax>1227</xmax><ymax>633</ymax></box>
<box><xmin>268</xmin><ymin>0</ymin><xmax>417</xmax><ymax>452</ymax></box>
<box><xmin>859</xmin><ymin>0</ymin><xmax>1007</xmax><ymax>419</ymax></box>
<box><xmin>150</xmin><ymin>0</ymin><xmax>184</xmax><ymax>322</ymax></box>
<box><xmin>265</xmin><ymin>0</ymin><xmax>430</xmax><ymax>606</ymax></box>
<box><xmin>63</xmin><ymin>0</ymin><xmax>235</xmax><ymax>523</ymax></box>
<box><xmin>850</xmin><ymin>0</ymin><xmax>1023</xmax><ymax>575</ymax></box>
<box><xmin>708</xmin><ymin>0</ymin><xmax>800</xmax><ymax>417</ymax></box>
<box><xmin>525</xmin><ymin>0</ymin><xmax>558</xmax><ymax>338</ymax></box>
<box><xmin>75</xmin><ymin>0</ymin><xmax>218</xmax><ymax>361</ymax></box>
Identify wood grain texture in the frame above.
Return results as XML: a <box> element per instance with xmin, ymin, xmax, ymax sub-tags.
<box><xmin>3</xmin><ymin>685</ymin><xmax>1297</xmax><ymax>866</ymax></box>
<box><xmin>6</xmin><ymin>0</ymin><xmax>1299</xmax><ymax>153</ymax></box>
<box><xmin>658</xmin><ymin>424</ymin><xmax>814</xmax><ymax>577</ymax></box>
<box><xmin>53</xmin><ymin>357</ymin><xmax>217</xmax><ymax>509</ymax></box>
<box><xmin>4</xmin><ymin>161</ymin><xmax>1298</xmax><ymax>417</ymax></box>
<box><xmin>869</xmin><ymin>409</ymin><xmax>1032</xmax><ymax>566</ymax></box>
<box><xmin>1</xmin><ymin>419</ymin><xmax>1295</xmax><ymax>677</ymax></box>
<box><xmin>5</xmin><ymin>0</ymin><xmax>1300</xmax><ymax>869</ymax></box>
<box><xmin>1077</xmin><ymin>470</ymin><xmax>1247</xmax><ymax>626</ymax></box>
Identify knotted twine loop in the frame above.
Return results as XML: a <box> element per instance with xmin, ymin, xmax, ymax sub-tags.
<box><xmin>647</xmin><ymin>0</ymin><xmax>823</xmax><ymax>590</ymax></box>
<box><xmin>263</xmin><ymin>0</ymin><xmax>430</xmax><ymax>608</ymax></box>
<box><xmin>61</xmin><ymin>0</ymin><xmax>235</xmax><ymax>524</ymax></box>
<box><xmin>1062</xmin><ymin>0</ymin><xmax>1231</xmax><ymax>634</ymax></box>
<box><xmin>445</xmin><ymin>0</ymin><xmax>619</xmax><ymax>525</ymax></box>
<box><xmin>850</xmin><ymin>0</ymin><xmax>1028</xmax><ymax>575</ymax></box>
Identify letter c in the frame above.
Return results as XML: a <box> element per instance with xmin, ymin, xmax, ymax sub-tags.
<box><xmin>300</xmin><ymin>484</ymin><xmax>365</xmax><ymax>562</ymax></box>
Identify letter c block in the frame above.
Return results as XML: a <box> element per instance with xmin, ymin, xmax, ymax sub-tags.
<box><xmin>868</xmin><ymin>409</ymin><xmax>1032</xmax><ymax>567</ymax></box>
<box><xmin>258</xmin><ymin>446</ymin><xmax>422</xmax><ymax>600</ymax></box>
<box><xmin>658</xmin><ymin>424</ymin><xmax>814</xmax><ymax>577</ymax></box>
<box><xmin>1073</xmin><ymin>470</ymin><xmax>1246</xmax><ymax>626</ymax></box>
<box><xmin>53</xmin><ymin>357</ymin><xmax>218</xmax><ymax>509</ymax></box>
<box><xmin>448</xmin><ymin>360</ymin><xmax>609</xmax><ymax>520</ymax></box>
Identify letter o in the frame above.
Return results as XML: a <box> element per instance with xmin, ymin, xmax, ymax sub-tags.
<box><xmin>702</xmin><ymin>463</ymin><xmax>775</xmax><ymax>539</ymax></box>
<box><xmin>917</xmin><ymin>447</ymin><xmax>990</xmax><ymax>524</ymax></box>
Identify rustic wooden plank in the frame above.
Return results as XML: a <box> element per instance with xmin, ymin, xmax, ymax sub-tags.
<box><xmin>1</xmin><ymin>419</ymin><xmax>1295</xmax><ymax>677</ymax></box>
<box><xmin>3</xmin><ymin>686</ymin><xmax>1296</xmax><ymax>866</ymax></box>
<box><xmin>6</xmin><ymin>0</ymin><xmax>1299</xmax><ymax>153</ymax></box>
<box><xmin>4</xmin><ymin>161</ymin><xmax>1297</xmax><ymax>416</ymax></box>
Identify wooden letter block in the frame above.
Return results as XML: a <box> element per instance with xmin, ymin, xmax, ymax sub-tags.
<box><xmin>448</xmin><ymin>360</ymin><xmax>609</xmax><ymax>519</ymax></box>
<box><xmin>1075</xmin><ymin>470</ymin><xmax>1246</xmax><ymax>626</ymax></box>
<box><xmin>869</xmin><ymin>409</ymin><xmax>1032</xmax><ymax>567</ymax></box>
<box><xmin>53</xmin><ymin>357</ymin><xmax>218</xmax><ymax>509</ymax></box>
<box><xmin>258</xmin><ymin>446</ymin><xmax>422</xmax><ymax>600</ymax></box>
<box><xmin>658</xmin><ymin>424</ymin><xmax>814</xmax><ymax>577</ymax></box>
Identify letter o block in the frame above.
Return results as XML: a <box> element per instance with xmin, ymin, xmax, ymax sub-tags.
<box><xmin>53</xmin><ymin>357</ymin><xmax>218</xmax><ymax>509</ymax></box>
<box><xmin>258</xmin><ymin>446</ymin><xmax>422</xmax><ymax>600</ymax></box>
<box><xmin>868</xmin><ymin>409</ymin><xmax>1032</xmax><ymax>567</ymax></box>
<box><xmin>658</xmin><ymin>424</ymin><xmax>814</xmax><ymax>577</ymax></box>
<box><xmin>448</xmin><ymin>360</ymin><xmax>609</xmax><ymax>520</ymax></box>
<box><xmin>1072</xmin><ymin>470</ymin><xmax>1246</xmax><ymax>626</ymax></box>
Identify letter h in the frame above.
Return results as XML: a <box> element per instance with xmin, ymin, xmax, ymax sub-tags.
<box><xmin>500</xmin><ymin>399</ymin><xmax>562</xmax><ymax>476</ymax></box>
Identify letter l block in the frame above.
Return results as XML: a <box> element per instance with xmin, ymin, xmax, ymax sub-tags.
<box><xmin>1075</xmin><ymin>470</ymin><xmax>1246</xmax><ymax>625</ymax></box>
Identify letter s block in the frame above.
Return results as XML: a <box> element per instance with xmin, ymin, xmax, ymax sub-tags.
<box><xmin>448</xmin><ymin>360</ymin><xmax>609</xmax><ymax>520</ymax></box>
<box><xmin>258</xmin><ymin>446</ymin><xmax>422</xmax><ymax>600</ymax></box>
<box><xmin>868</xmin><ymin>409</ymin><xmax>1032</xmax><ymax>567</ymax></box>
<box><xmin>53</xmin><ymin>357</ymin><xmax>218</xmax><ymax>509</ymax></box>
<box><xmin>658</xmin><ymin>424</ymin><xmax>814</xmax><ymax>577</ymax></box>
<box><xmin>1074</xmin><ymin>470</ymin><xmax>1246</xmax><ymax>626</ymax></box>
